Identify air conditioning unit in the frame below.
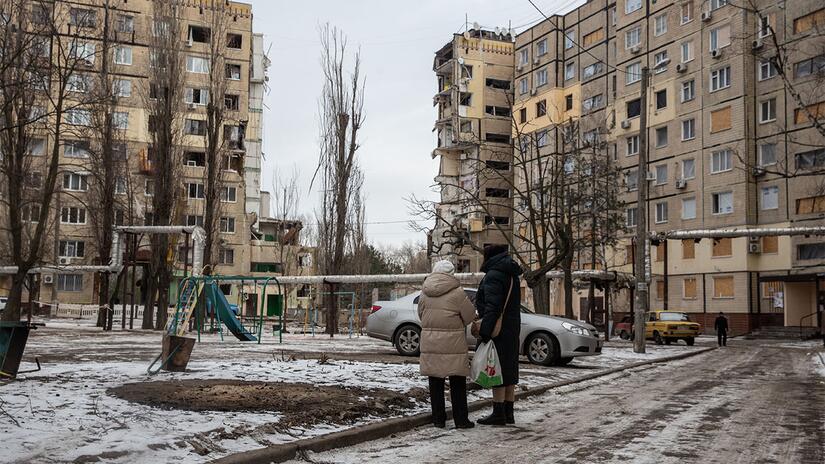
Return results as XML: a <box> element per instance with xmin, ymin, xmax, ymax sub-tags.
<box><xmin>530</xmin><ymin>88</ymin><xmax>538</xmax><ymax>96</ymax></box>
<box><xmin>186</xmin><ymin>160</ymin><xmax>199</xmax><ymax>166</ymax></box>
<box><xmin>58</xmin><ymin>257</ymin><xmax>72</xmax><ymax>265</ymax></box>
<box><xmin>752</xmin><ymin>167</ymin><xmax>766</xmax><ymax>177</ymax></box>
<box><xmin>533</xmin><ymin>57</ymin><xmax>540</xmax><ymax>65</ymax></box>
<box><xmin>186</xmin><ymin>38</ymin><xmax>194</xmax><ymax>47</ymax></box>
<box><xmin>187</xmin><ymin>102</ymin><xmax>197</xmax><ymax>110</ymax></box>
<box><xmin>748</xmin><ymin>242</ymin><xmax>762</xmax><ymax>254</ymax></box>
<box><xmin>42</xmin><ymin>274</ymin><xmax>54</xmax><ymax>284</ymax></box>
<box><xmin>646</xmin><ymin>171</ymin><xmax>657</xmax><ymax>181</ymax></box>
<box><xmin>710</xmin><ymin>49</ymin><xmax>722</xmax><ymax>59</ymax></box>
<box><xmin>630</xmin><ymin>46</ymin><xmax>641</xmax><ymax>55</ymax></box>
<box><xmin>748</xmin><ymin>235</ymin><xmax>760</xmax><ymax>243</ymax></box>
<box><xmin>676</xmin><ymin>178</ymin><xmax>687</xmax><ymax>189</ymax></box>
<box><xmin>701</xmin><ymin>10</ymin><xmax>712</xmax><ymax>22</ymax></box>
<box><xmin>752</xmin><ymin>39</ymin><xmax>763</xmax><ymax>50</ymax></box>
<box><xmin>620</xmin><ymin>119</ymin><xmax>632</xmax><ymax>129</ymax></box>
<box><xmin>676</xmin><ymin>63</ymin><xmax>687</xmax><ymax>73</ymax></box>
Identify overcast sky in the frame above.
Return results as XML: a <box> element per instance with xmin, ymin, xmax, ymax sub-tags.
<box><xmin>248</xmin><ymin>0</ymin><xmax>585</xmax><ymax>247</ymax></box>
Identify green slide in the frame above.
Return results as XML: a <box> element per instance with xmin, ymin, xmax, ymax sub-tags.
<box><xmin>207</xmin><ymin>282</ymin><xmax>258</xmax><ymax>342</ymax></box>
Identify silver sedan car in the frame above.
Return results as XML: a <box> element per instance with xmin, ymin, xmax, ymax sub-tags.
<box><xmin>366</xmin><ymin>289</ymin><xmax>602</xmax><ymax>366</ymax></box>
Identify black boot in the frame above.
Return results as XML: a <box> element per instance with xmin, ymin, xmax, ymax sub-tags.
<box><xmin>504</xmin><ymin>401</ymin><xmax>515</xmax><ymax>424</ymax></box>
<box><xmin>477</xmin><ymin>402</ymin><xmax>507</xmax><ymax>426</ymax></box>
<box><xmin>448</xmin><ymin>376</ymin><xmax>474</xmax><ymax>429</ymax></box>
<box><xmin>428</xmin><ymin>377</ymin><xmax>446</xmax><ymax>428</ymax></box>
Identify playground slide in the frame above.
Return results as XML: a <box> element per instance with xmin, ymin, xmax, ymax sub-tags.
<box><xmin>208</xmin><ymin>282</ymin><xmax>258</xmax><ymax>342</ymax></box>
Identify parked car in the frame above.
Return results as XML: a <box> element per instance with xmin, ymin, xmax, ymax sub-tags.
<box><xmin>614</xmin><ymin>312</ymin><xmax>700</xmax><ymax>345</ymax></box>
<box><xmin>614</xmin><ymin>315</ymin><xmax>632</xmax><ymax>340</ymax></box>
<box><xmin>366</xmin><ymin>289</ymin><xmax>602</xmax><ymax>366</ymax></box>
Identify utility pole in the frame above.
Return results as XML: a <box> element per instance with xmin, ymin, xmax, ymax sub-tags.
<box><xmin>633</xmin><ymin>66</ymin><xmax>650</xmax><ymax>354</ymax></box>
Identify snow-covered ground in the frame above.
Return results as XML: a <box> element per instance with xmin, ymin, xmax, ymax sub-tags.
<box><xmin>0</xmin><ymin>317</ymin><xmax>708</xmax><ymax>463</ymax></box>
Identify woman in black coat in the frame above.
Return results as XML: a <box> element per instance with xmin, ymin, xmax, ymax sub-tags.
<box><xmin>473</xmin><ymin>244</ymin><xmax>523</xmax><ymax>426</ymax></box>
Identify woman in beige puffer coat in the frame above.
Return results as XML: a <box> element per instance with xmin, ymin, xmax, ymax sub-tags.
<box><xmin>418</xmin><ymin>260</ymin><xmax>476</xmax><ymax>429</ymax></box>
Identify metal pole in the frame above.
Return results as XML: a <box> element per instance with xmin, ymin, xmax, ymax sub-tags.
<box><xmin>633</xmin><ymin>66</ymin><xmax>650</xmax><ymax>354</ymax></box>
<box><xmin>129</xmin><ymin>235</ymin><xmax>137</xmax><ymax>330</ymax></box>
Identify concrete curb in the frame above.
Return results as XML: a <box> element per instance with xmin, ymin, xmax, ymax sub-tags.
<box><xmin>211</xmin><ymin>346</ymin><xmax>716</xmax><ymax>464</ymax></box>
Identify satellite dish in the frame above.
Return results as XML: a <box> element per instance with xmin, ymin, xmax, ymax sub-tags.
<box><xmin>494</xmin><ymin>26</ymin><xmax>501</xmax><ymax>35</ymax></box>
<box><xmin>472</xmin><ymin>22</ymin><xmax>480</xmax><ymax>30</ymax></box>
<box><xmin>463</xmin><ymin>31</ymin><xmax>471</xmax><ymax>40</ymax></box>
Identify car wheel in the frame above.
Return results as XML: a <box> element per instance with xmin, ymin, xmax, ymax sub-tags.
<box><xmin>525</xmin><ymin>332</ymin><xmax>559</xmax><ymax>366</ymax></box>
<box><xmin>394</xmin><ymin>325</ymin><xmax>421</xmax><ymax>356</ymax></box>
<box><xmin>685</xmin><ymin>337</ymin><xmax>695</xmax><ymax>346</ymax></box>
<box><xmin>619</xmin><ymin>330</ymin><xmax>630</xmax><ymax>340</ymax></box>
<box><xmin>653</xmin><ymin>331</ymin><xmax>664</xmax><ymax>345</ymax></box>
<box><xmin>555</xmin><ymin>357</ymin><xmax>574</xmax><ymax>366</ymax></box>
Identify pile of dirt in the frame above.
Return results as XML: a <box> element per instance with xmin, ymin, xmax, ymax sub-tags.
<box><xmin>109</xmin><ymin>380</ymin><xmax>428</xmax><ymax>428</ymax></box>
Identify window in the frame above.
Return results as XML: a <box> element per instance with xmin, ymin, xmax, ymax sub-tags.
<box><xmin>65</xmin><ymin>110</ymin><xmax>91</xmax><ymax>126</ymax></box>
<box><xmin>64</xmin><ymin>140</ymin><xmax>90</xmax><ymax>158</ymax></box>
<box><xmin>185</xmin><ymin>215</ymin><xmax>204</xmax><ymax>227</ymax></box>
<box><xmin>144</xmin><ymin>180</ymin><xmax>155</xmax><ymax>196</ymax></box>
<box><xmin>655</xmin><ymin>89</ymin><xmax>667</xmax><ymax>110</ymax></box>
<box><xmin>710</xmin><ymin>0</ymin><xmax>728</xmax><ymax>10</ymax></box>
<box><xmin>710</xmin><ymin>66</ymin><xmax>731</xmax><ymax>92</ymax></box>
<box><xmin>486</xmin><ymin>160</ymin><xmax>510</xmax><ymax>171</ymax></box>
<box><xmin>757</xmin><ymin>143</ymin><xmax>776</xmax><ymax>166</ymax></box>
<box><xmin>681</xmin><ymin>41</ymin><xmax>693</xmax><ymax>63</ymax></box>
<box><xmin>227</xmin><ymin>33</ymin><xmax>243</xmax><ymax>49</ymax></box>
<box><xmin>625</xmin><ymin>26</ymin><xmax>641</xmax><ymax>49</ymax></box>
<box><xmin>67</xmin><ymin>74</ymin><xmax>91</xmax><ymax>93</ymax></box>
<box><xmin>583</xmin><ymin>63</ymin><xmax>603</xmax><ymax>79</ymax></box>
<box><xmin>536</xmin><ymin>100</ymin><xmax>548</xmax><ymax>118</ymax></box>
<box><xmin>794</xmin><ymin>55</ymin><xmax>825</xmax><ymax>78</ymax></box>
<box><xmin>582</xmin><ymin>95</ymin><xmax>603</xmax><ymax>112</ymax></box>
<box><xmin>627</xmin><ymin>135</ymin><xmax>639</xmax><ymax>156</ymax></box>
<box><xmin>536</xmin><ymin>68</ymin><xmax>548</xmax><ymax>86</ymax></box>
<box><xmin>224</xmin><ymin>94</ymin><xmax>240</xmax><ymax>111</ymax></box>
<box><xmin>794</xmin><ymin>8</ymin><xmax>825</xmax><ymax>34</ymax></box>
<box><xmin>519</xmin><ymin>78</ymin><xmax>528</xmax><ymax>95</ymax></box>
<box><xmin>795</xmin><ymin>148</ymin><xmax>825</xmax><ymax>170</ymax></box>
<box><xmin>681</xmin><ymin>80</ymin><xmax>695</xmax><ymax>102</ymax></box>
<box><xmin>116</xmin><ymin>14</ymin><xmax>134</xmax><ymax>33</ymax></box>
<box><xmin>188</xmin><ymin>25</ymin><xmax>211</xmax><ymax>44</ymax></box>
<box><xmin>113</xmin><ymin>79</ymin><xmax>131</xmax><ymax>97</ymax></box>
<box><xmin>69</xmin><ymin>8</ymin><xmax>96</xmax><ymax>27</ymax></box>
<box><xmin>225</xmin><ymin>63</ymin><xmax>241</xmax><ymax>80</ymax></box>
<box><xmin>627</xmin><ymin>98</ymin><xmax>641</xmax><ymax>118</ymax></box>
<box><xmin>761</xmin><ymin>186</ymin><xmax>779</xmax><ymax>210</ymax></box>
<box><xmin>187</xmin><ymin>183</ymin><xmax>205</xmax><ymax>199</ymax></box>
<box><xmin>713</xmin><ymin>238</ymin><xmax>733</xmax><ymax>257</ymax></box>
<box><xmin>682</xmin><ymin>158</ymin><xmax>696</xmax><ymax>179</ymax></box>
<box><xmin>112</xmin><ymin>112</ymin><xmax>129</xmax><ymax>129</ymax></box>
<box><xmin>760</xmin><ymin>98</ymin><xmax>776</xmax><ymax>123</ymax></box>
<box><xmin>794</xmin><ymin>101</ymin><xmax>825</xmax><ymax>124</ymax></box>
<box><xmin>681</xmin><ymin>1</ymin><xmax>694</xmax><ymax>24</ymax></box>
<box><xmin>21</xmin><ymin>205</ymin><xmax>41</xmax><ymax>223</ymax></box>
<box><xmin>185</xmin><ymin>119</ymin><xmax>206</xmax><ymax>135</ymax></box>
<box><xmin>484</xmin><ymin>216</ymin><xmax>510</xmax><ymax>226</ymax></box>
<box><xmin>626</xmin><ymin>169</ymin><xmax>638</xmax><ymax>191</ymax></box>
<box><xmin>565</xmin><ymin>62</ymin><xmax>575</xmax><ymax>80</ymax></box>
<box><xmin>61</xmin><ymin>206</ymin><xmax>87</xmax><ymax>224</ymax></box>
<box><xmin>711</xmin><ymin>150</ymin><xmax>733</xmax><ymax>173</ymax></box>
<box><xmin>57</xmin><ymin>274</ymin><xmax>84</xmax><ymax>292</ymax></box>
<box><xmin>563</xmin><ymin>157</ymin><xmax>575</xmax><ymax>174</ymax></box>
<box><xmin>626</xmin><ymin>62</ymin><xmax>641</xmax><ymax>84</ymax></box>
<box><xmin>114</xmin><ymin>46</ymin><xmax>132</xmax><ymax>65</ymax></box>
<box><xmin>185</xmin><ymin>88</ymin><xmax>209</xmax><ymax>106</ymax></box>
<box><xmin>626</xmin><ymin>207</ymin><xmax>638</xmax><ymax>227</ymax></box>
<box><xmin>565</xmin><ymin>94</ymin><xmax>573</xmax><ymax>111</ymax></box>
<box><xmin>564</xmin><ymin>30</ymin><xmax>575</xmax><ymax>49</ymax></box>
<box><xmin>710</xmin><ymin>106</ymin><xmax>732</xmax><ymax>132</ymax></box>
<box><xmin>519</xmin><ymin>49</ymin><xmax>529</xmax><ymax>66</ymax></box>
<box><xmin>224</xmin><ymin>125</ymin><xmax>244</xmax><ymax>148</ymax></box>
<box><xmin>70</xmin><ymin>42</ymin><xmax>96</xmax><ymax>64</ymax></box>
<box><xmin>655</xmin><ymin>126</ymin><xmax>668</xmax><ymax>148</ymax></box>
<box><xmin>713</xmin><ymin>276</ymin><xmax>735</xmax><ymax>298</ymax></box>
<box><xmin>582</xmin><ymin>29</ymin><xmax>604</xmax><ymax>47</ymax></box>
<box><xmin>29</xmin><ymin>138</ymin><xmax>46</xmax><ymax>156</ymax></box>
<box><xmin>795</xmin><ymin>195</ymin><xmax>825</xmax><ymax>214</ymax></box>
<box><xmin>759</xmin><ymin>60</ymin><xmax>777</xmax><ymax>81</ymax></box>
<box><xmin>682</xmin><ymin>118</ymin><xmax>696</xmax><ymax>140</ymax></box>
<box><xmin>113</xmin><ymin>143</ymin><xmax>127</xmax><ymax>161</ymax></box>
<box><xmin>682</xmin><ymin>197</ymin><xmax>697</xmax><ymax>220</ymax></box>
<box><xmin>63</xmin><ymin>173</ymin><xmax>88</xmax><ymax>191</ymax></box>
<box><xmin>183</xmin><ymin>151</ymin><xmax>205</xmax><ymax>167</ymax></box>
<box><xmin>537</xmin><ymin>39</ymin><xmax>548</xmax><ymax>56</ymax></box>
<box><xmin>186</xmin><ymin>56</ymin><xmax>210</xmax><ymax>73</ymax></box>
<box><xmin>799</xmin><ymin>242</ymin><xmax>825</xmax><ymax>260</ymax></box>
<box><xmin>221</xmin><ymin>186</ymin><xmax>237</xmax><ymax>202</ymax></box>
<box><xmin>709</xmin><ymin>25</ymin><xmax>731</xmax><ymax>51</ymax></box>
<box><xmin>712</xmin><ymin>191</ymin><xmax>734</xmax><ymax>214</ymax></box>
<box><xmin>486</xmin><ymin>78</ymin><xmax>510</xmax><ymax>90</ymax></box>
<box><xmin>654</xmin><ymin>14</ymin><xmax>668</xmax><ymax>36</ymax></box>
<box><xmin>518</xmin><ymin>108</ymin><xmax>527</xmax><ymax>123</ymax></box>
<box><xmin>115</xmin><ymin>176</ymin><xmax>127</xmax><ymax>195</ymax></box>
<box><xmin>219</xmin><ymin>248</ymin><xmax>235</xmax><ymax>265</ymax></box>
<box><xmin>59</xmin><ymin>240</ymin><xmax>85</xmax><ymax>258</ymax></box>
<box><xmin>655</xmin><ymin>201</ymin><xmax>668</xmax><ymax>223</ymax></box>
<box><xmin>656</xmin><ymin>164</ymin><xmax>668</xmax><ymax>185</ymax></box>
<box><xmin>626</xmin><ymin>0</ymin><xmax>642</xmax><ymax>14</ymax></box>
<box><xmin>485</xmin><ymin>188</ymin><xmax>510</xmax><ymax>198</ymax></box>
<box><xmin>683</xmin><ymin>277</ymin><xmax>697</xmax><ymax>299</ymax></box>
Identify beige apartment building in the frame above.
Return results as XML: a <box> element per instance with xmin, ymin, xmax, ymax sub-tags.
<box><xmin>0</xmin><ymin>1</ymin><xmax>309</xmax><ymax>309</ymax></box>
<box><xmin>429</xmin><ymin>28</ymin><xmax>516</xmax><ymax>273</ymax></box>
<box><xmin>437</xmin><ymin>0</ymin><xmax>825</xmax><ymax>334</ymax></box>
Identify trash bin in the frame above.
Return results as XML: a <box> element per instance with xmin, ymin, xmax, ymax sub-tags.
<box><xmin>0</xmin><ymin>322</ymin><xmax>35</xmax><ymax>379</ymax></box>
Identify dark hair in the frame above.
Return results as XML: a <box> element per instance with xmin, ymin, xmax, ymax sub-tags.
<box><xmin>483</xmin><ymin>244</ymin><xmax>508</xmax><ymax>263</ymax></box>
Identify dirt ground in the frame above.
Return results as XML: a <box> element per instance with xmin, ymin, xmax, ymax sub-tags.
<box><xmin>109</xmin><ymin>380</ymin><xmax>428</xmax><ymax>428</ymax></box>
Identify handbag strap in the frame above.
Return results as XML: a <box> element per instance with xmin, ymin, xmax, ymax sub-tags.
<box><xmin>497</xmin><ymin>276</ymin><xmax>514</xmax><ymax>325</ymax></box>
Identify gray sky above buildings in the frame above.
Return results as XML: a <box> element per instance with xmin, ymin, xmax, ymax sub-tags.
<box><xmin>248</xmin><ymin>0</ymin><xmax>586</xmax><ymax>246</ymax></box>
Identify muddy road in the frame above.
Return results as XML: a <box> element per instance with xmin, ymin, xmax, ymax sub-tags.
<box><xmin>298</xmin><ymin>340</ymin><xmax>825</xmax><ymax>464</ymax></box>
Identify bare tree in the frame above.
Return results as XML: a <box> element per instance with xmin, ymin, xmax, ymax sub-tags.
<box><xmin>312</xmin><ymin>24</ymin><xmax>366</xmax><ymax>337</ymax></box>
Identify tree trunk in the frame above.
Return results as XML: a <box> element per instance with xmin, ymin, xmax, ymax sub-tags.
<box><xmin>530</xmin><ymin>274</ymin><xmax>551</xmax><ymax>315</ymax></box>
<box><xmin>563</xmin><ymin>252</ymin><xmax>575</xmax><ymax>319</ymax></box>
<box><xmin>142</xmin><ymin>268</ymin><xmax>156</xmax><ymax>329</ymax></box>
<box><xmin>0</xmin><ymin>271</ymin><xmax>28</xmax><ymax>322</ymax></box>
<box><xmin>325</xmin><ymin>282</ymin><xmax>338</xmax><ymax>336</ymax></box>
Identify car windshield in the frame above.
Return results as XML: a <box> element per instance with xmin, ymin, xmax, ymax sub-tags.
<box><xmin>659</xmin><ymin>312</ymin><xmax>689</xmax><ymax>321</ymax></box>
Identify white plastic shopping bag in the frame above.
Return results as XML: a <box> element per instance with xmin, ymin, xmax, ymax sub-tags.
<box><xmin>471</xmin><ymin>341</ymin><xmax>503</xmax><ymax>388</ymax></box>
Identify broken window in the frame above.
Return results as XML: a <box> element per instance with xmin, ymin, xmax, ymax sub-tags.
<box><xmin>224</xmin><ymin>94</ymin><xmax>240</xmax><ymax>110</ymax></box>
<box><xmin>184</xmin><ymin>151</ymin><xmax>205</xmax><ymax>167</ymax></box>
<box><xmin>224</xmin><ymin>124</ymin><xmax>245</xmax><ymax>150</ymax></box>
<box><xmin>188</xmin><ymin>25</ymin><xmax>211</xmax><ymax>44</ymax></box>
<box><xmin>485</xmin><ymin>133</ymin><xmax>510</xmax><ymax>144</ymax></box>
<box><xmin>485</xmin><ymin>78</ymin><xmax>510</xmax><ymax>90</ymax></box>
<box><xmin>227</xmin><ymin>33</ymin><xmax>243</xmax><ymax>49</ymax></box>
<box><xmin>185</xmin><ymin>119</ymin><xmax>206</xmax><ymax>136</ymax></box>
<box><xmin>225</xmin><ymin>63</ymin><xmax>241</xmax><ymax>80</ymax></box>
<box><xmin>185</xmin><ymin>88</ymin><xmax>209</xmax><ymax>105</ymax></box>
<box><xmin>223</xmin><ymin>154</ymin><xmax>243</xmax><ymax>172</ymax></box>
<box><xmin>484</xmin><ymin>216</ymin><xmax>510</xmax><ymax>226</ymax></box>
<box><xmin>459</xmin><ymin>92</ymin><xmax>472</xmax><ymax>106</ymax></box>
<box><xmin>460</xmin><ymin>65</ymin><xmax>473</xmax><ymax>79</ymax></box>
<box><xmin>485</xmin><ymin>160</ymin><xmax>510</xmax><ymax>171</ymax></box>
<box><xmin>485</xmin><ymin>106</ymin><xmax>510</xmax><ymax>117</ymax></box>
<box><xmin>485</xmin><ymin>188</ymin><xmax>510</xmax><ymax>198</ymax></box>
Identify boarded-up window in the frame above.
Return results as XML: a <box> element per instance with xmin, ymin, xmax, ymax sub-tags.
<box><xmin>713</xmin><ymin>276</ymin><xmax>735</xmax><ymax>298</ymax></box>
<box><xmin>712</xmin><ymin>238</ymin><xmax>732</xmax><ymax>257</ymax></box>
<box><xmin>794</xmin><ymin>8</ymin><xmax>825</xmax><ymax>34</ymax></box>
<box><xmin>656</xmin><ymin>280</ymin><xmax>665</xmax><ymax>300</ymax></box>
<box><xmin>762</xmin><ymin>235</ymin><xmax>778</xmax><ymax>253</ymax></box>
<box><xmin>762</xmin><ymin>281</ymin><xmax>783</xmax><ymax>298</ymax></box>
<box><xmin>682</xmin><ymin>239</ymin><xmax>695</xmax><ymax>259</ymax></box>
<box><xmin>582</xmin><ymin>28</ymin><xmax>604</xmax><ymax>47</ymax></box>
<box><xmin>796</xmin><ymin>195</ymin><xmax>825</xmax><ymax>214</ymax></box>
<box><xmin>710</xmin><ymin>106</ymin><xmax>732</xmax><ymax>132</ymax></box>
<box><xmin>683</xmin><ymin>277</ymin><xmax>697</xmax><ymax>299</ymax></box>
<box><xmin>626</xmin><ymin>244</ymin><xmax>635</xmax><ymax>265</ymax></box>
<box><xmin>794</xmin><ymin>101</ymin><xmax>825</xmax><ymax>124</ymax></box>
<box><xmin>656</xmin><ymin>242</ymin><xmax>666</xmax><ymax>262</ymax></box>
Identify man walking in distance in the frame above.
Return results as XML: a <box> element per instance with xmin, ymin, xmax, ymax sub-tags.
<box><xmin>714</xmin><ymin>312</ymin><xmax>729</xmax><ymax>347</ymax></box>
